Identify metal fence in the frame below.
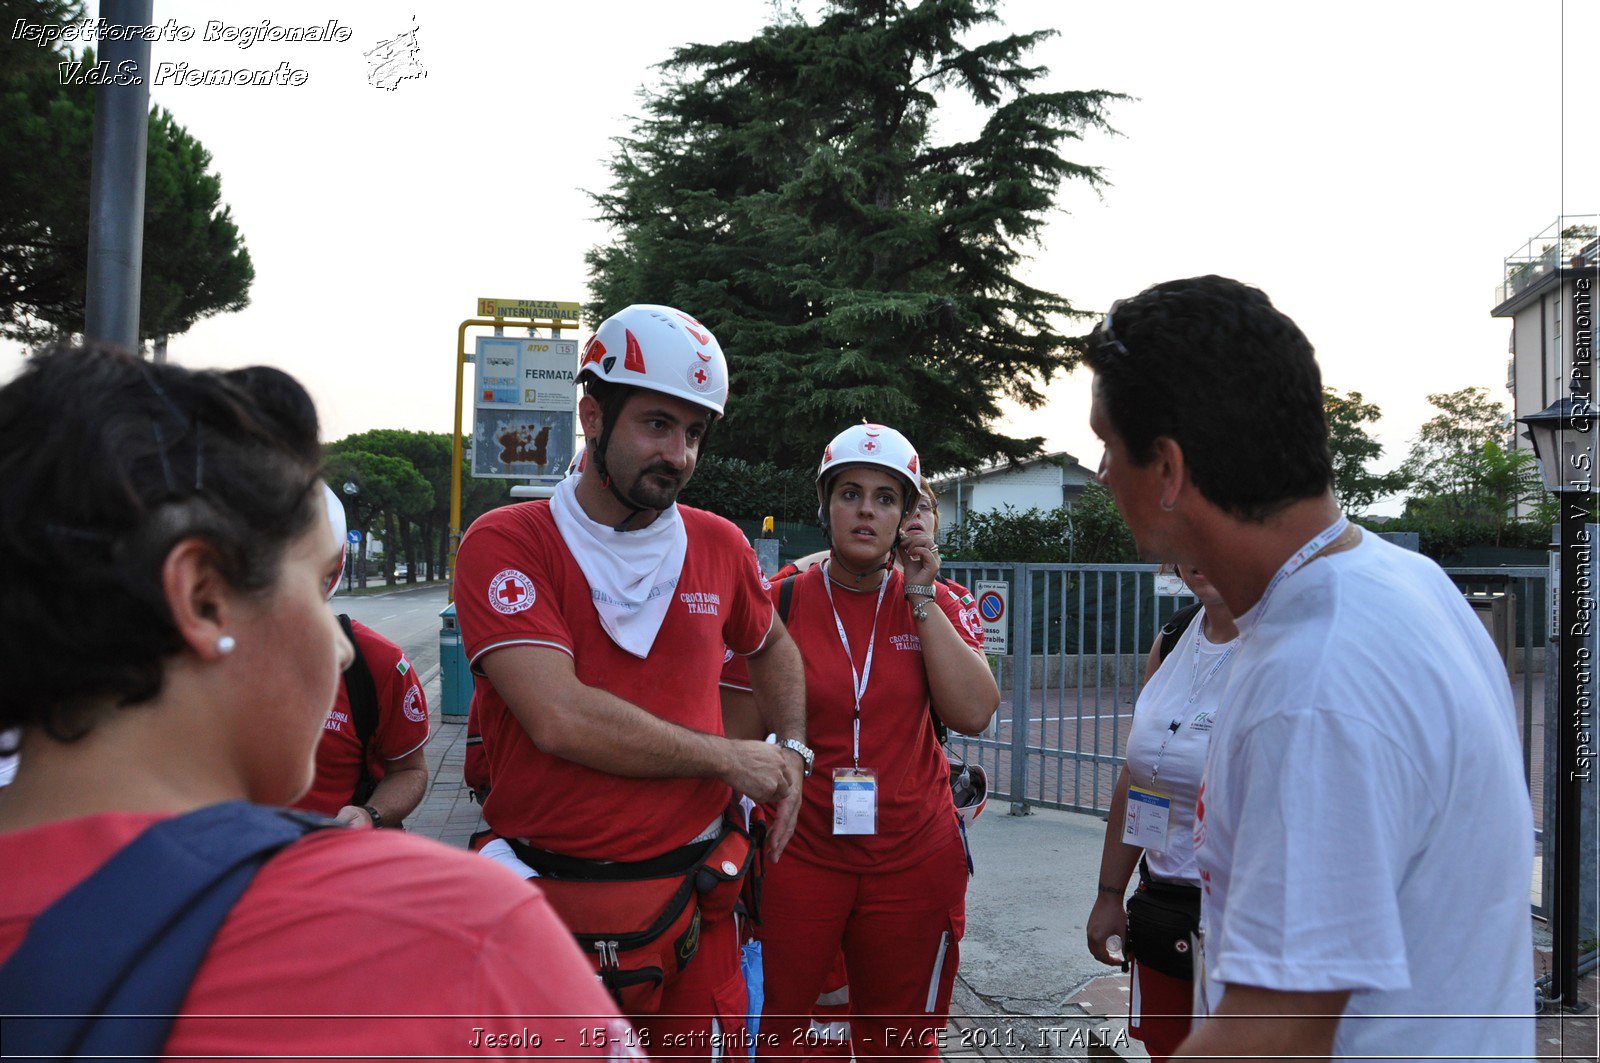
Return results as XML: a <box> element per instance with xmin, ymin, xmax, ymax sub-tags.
<box><xmin>940</xmin><ymin>561</ymin><xmax>1554</xmax><ymax>915</ymax></box>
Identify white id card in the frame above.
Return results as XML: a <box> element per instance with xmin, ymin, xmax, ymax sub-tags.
<box><xmin>832</xmin><ymin>768</ymin><xmax>878</xmax><ymax>835</ymax></box>
<box><xmin>1123</xmin><ymin>785</ymin><xmax>1172</xmax><ymax>852</ymax></box>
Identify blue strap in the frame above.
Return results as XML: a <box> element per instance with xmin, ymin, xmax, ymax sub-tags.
<box><xmin>0</xmin><ymin>802</ymin><xmax>329</xmax><ymax>1061</ymax></box>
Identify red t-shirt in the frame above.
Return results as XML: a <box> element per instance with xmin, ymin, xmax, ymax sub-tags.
<box><xmin>455</xmin><ymin>501</ymin><xmax>774</xmax><ymax>860</ymax></box>
<box><xmin>292</xmin><ymin>619</ymin><xmax>430</xmax><ymax>817</ymax></box>
<box><xmin>0</xmin><ymin>812</ymin><xmax>642</xmax><ymax>1059</ymax></box>
<box><xmin>722</xmin><ymin>566</ymin><xmax>983</xmax><ymax>872</ymax></box>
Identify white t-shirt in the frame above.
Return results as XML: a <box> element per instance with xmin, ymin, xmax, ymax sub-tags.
<box><xmin>1194</xmin><ymin>533</ymin><xmax>1534</xmax><ymax>1060</ymax></box>
<box><xmin>1124</xmin><ymin>612</ymin><xmax>1237</xmax><ymax>885</ymax></box>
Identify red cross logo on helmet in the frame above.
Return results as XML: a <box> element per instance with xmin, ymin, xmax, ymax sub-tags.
<box><xmin>862</xmin><ymin>439</ymin><xmax>878</xmax><ymax>453</ymax></box>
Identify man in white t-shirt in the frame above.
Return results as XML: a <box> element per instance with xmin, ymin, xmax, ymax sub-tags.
<box><xmin>1082</xmin><ymin>275</ymin><xmax>1534</xmax><ymax>1061</ymax></box>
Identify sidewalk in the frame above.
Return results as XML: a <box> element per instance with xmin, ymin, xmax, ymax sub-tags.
<box><xmin>405</xmin><ymin>667</ymin><xmax>1596</xmax><ymax>1061</ymax></box>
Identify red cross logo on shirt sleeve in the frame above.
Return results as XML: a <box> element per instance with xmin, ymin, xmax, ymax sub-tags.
<box><xmin>489</xmin><ymin>569</ymin><xmax>537</xmax><ymax>614</ymax></box>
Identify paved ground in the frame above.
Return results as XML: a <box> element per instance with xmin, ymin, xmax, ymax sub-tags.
<box><xmin>362</xmin><ymin>588</ymin><xmax>1595</xmax><ymax>1062</ymax></box>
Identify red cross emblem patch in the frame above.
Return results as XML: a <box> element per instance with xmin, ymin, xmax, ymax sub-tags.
<box><xmin>489</xmin><ymin>568</ymin><xmax>536</xmax><ymax>615</ymax></box>
<box><xmin>686</xmin><ymin>362</ymin><xmax>714</xmax><ymax>393</ymax></box>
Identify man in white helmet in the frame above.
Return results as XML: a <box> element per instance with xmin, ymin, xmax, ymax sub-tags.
<box><xmin>454</xmin><ymin>305</ymin><xmax>808</xmax><ymax>1055</ymax></box>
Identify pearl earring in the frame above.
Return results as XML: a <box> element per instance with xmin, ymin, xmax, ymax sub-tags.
<box><xmin>216</xmin><ymin>635</ymin><xmax>236</xmax><ymax>655</ymax></box>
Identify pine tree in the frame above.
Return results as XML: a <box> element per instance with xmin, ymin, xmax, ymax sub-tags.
<box><xmin>586</xmin><ymin>0</ymin><xmax>1122</xmax><ymax>472</ymax></box>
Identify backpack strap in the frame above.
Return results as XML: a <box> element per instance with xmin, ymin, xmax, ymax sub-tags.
<box><xmin>776</xmin><ymin>574</ymin><xmax>798</xmax><ymax>623</ymax></box>
<box><xmin>1158</xmin><ymin>602</ymin><xmax>1204</xmax><ymax>664</ymax></box>
<box><xmin>0</xmin><ymin>802</ymin><xmax>329</xmax><ymax>1061</ymax></box>
<box><xmin>337</xmin><ymin>613</ymin><xmax>381</xmax><ymax>806</ymax></box>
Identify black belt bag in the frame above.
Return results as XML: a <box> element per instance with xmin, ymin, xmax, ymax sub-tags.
<box><xmin>1125</xmin><ymin>858</ymin><xmax>1201</xmax><ymax>982</ymax></box>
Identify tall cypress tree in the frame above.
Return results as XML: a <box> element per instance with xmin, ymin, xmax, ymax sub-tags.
<box><xmin>586</xmin><ymin>0</ymin><xmax>1123</xmax><ymax>472</ymax></box>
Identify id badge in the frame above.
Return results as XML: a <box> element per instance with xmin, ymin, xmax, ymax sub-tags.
<box><xmin>1123</xmin><ymin>785</ymin><xmax>1172</xmax><ymax>852</ymax></box>
<box><xmin>832</xmin><ymin>768</ymin><xmax>878</xmax><ymax>835</ymax></box>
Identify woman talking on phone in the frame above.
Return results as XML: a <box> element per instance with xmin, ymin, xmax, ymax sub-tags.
<box><xmin>722</xmin><ymin>423</ymin><xmax>998</xmax><ymax>1061</ymax></box>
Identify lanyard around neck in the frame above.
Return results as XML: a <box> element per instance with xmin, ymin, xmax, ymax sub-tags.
<box><xmin>1150</xmin><ymin>625</ymin><xmax>1237</xmax><ymax>786</ymax></box>
<box><xmin>1248</xmin><ymin>515</ymin><xmax>1350</xmax><ymax>633</ymax></box>
<box><xmin>821</xmin><ymin>561</ymin><xmax>889</xmax><ymax>768</ymax></box>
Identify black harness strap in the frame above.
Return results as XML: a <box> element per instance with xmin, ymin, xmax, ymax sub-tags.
<box><xmin>1157</xmin><ymin>602</ymin><xmax>1203</xmax><ymax>665</ymax></box>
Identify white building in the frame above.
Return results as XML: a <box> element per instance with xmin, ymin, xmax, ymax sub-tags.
<box><xmin>1493</xmin><ymin>217</ymin><xmax>1598</xmax><ymax>517</ymax></box>
<box><xmin>929</xmin><ymin>451</ymin><xmax>1097</xmax><ymax>540</ymax></box>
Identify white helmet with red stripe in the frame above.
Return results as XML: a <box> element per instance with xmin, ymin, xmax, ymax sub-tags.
<box><xmin>576</xmin><ymin>304</ymin><xmax>728</xmax><ymax>417</ymax></box>
<box><xmin>815</xmin><ymin>422</ymin><xmax>921</xmax><ymax>515</ymax></box>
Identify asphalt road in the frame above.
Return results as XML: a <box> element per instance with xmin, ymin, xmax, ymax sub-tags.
<box><xmin>332</xmin><ymin>585</ymin><xmax>450</xmax><ymax>680</ymax></box>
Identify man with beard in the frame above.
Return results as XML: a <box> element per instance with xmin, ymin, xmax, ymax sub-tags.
<box><xmin>454</xmin><ymin>304</ymin><xmax>808</xmax><ymax>1059</ymax></box>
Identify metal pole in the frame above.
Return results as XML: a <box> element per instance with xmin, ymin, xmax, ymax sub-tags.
<box><xmin>1008</xmin><ymin>564</ymin><xmax>1033</xmax><ymax>816</ymax></box>
<box><xmin>1555</xmin><ymin>491</ymin><xmax>1585</xmax><ymax>1006</ymax></box>
<box><xmin>84</xmin><ymin>0</ymin><xmax>153</xmax><ymax>350</ymax></box>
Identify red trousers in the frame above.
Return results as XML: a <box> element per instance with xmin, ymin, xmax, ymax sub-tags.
<box><xmin>756</xmin><ymin>833</ymin><xmax>967</xmax><ymax>1062</ymax></box>
<box><xmin>1128</xmin><ymin>958</ymin><xmax>1193</xmax><ymax>1063</ymax></box>
<box><xmin>636</xmin><ymin>909</ymin><xmax>748</xmax><ymax>1060</ymax></box>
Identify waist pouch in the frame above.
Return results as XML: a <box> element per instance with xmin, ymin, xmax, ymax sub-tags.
<box><xmin>508</xmin><ymin>817</ymin><xmax>754</xmax><ymax>1014</ymax></box>
<box><xmin>1125</xmin><ymin>872</ymin><xmax>1201</xmax><ymax>982</ymax></box>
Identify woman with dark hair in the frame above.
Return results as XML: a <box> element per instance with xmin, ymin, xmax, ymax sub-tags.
<box><xmin>722</xmin><ymin>423</ymin><xmax>999</xmax><ymax>1061</ymax></box>
<box><xmin>0</xmin><ymin>347</ymin><xmax>633</xmax><ymax>1059</ymax></box>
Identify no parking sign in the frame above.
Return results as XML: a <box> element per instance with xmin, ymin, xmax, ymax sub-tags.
<box><xmin>974</xmin><ymin>580</ymin><xmax>1009</xmax><ymax>655</ymax></box>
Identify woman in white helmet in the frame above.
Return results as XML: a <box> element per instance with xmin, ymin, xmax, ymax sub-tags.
<box><xmin>722</xmin><ymin>423</ymin><xmax>999</xmax><ymax>1061</ymax></box>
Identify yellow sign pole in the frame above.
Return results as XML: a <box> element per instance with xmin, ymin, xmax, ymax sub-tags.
<box><xmin>448</xmin><ymin>311</ymin><xmax>582</xmax><ymax>601</ymax></box>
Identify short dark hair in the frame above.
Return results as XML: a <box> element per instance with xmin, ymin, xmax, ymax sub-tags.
<box><xmin>1083</xmin><ymin>275</ymin><xmax>1332</xmax><ymax>521</ymax></box>
<box><xmin>0</xmin><ymin>345</ymin><xmax>325</xmax><ymax>739</ymax></box>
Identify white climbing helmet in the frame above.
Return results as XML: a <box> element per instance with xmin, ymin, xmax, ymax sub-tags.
<box><xmin>321</xmin><ymin>482</ymin><xmax>347</xmax><ymax>601</ymax></box>
<box><xmin>815</xmin><ymin>422</ymin><xmax>921</xmax><ymax>513</ymax></box>
<box><xmin>576</xmin><ymin>304</ymin><xmax>728</xmax><ymax>417</ymax></box>
<box><xmin>949</xmin><ymin>750</ymin><xmax>989</xmax><ymax>826</ymax></box>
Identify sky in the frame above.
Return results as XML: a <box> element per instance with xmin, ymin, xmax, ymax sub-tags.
<box><xmin>6</xmin><ymin>0</ymin><xmax>1596</xmax><ymax>515</ymax></box>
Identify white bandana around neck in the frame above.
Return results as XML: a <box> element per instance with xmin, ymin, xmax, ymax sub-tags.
<box><xmin>549</xmin><ymin>476</ymin><xmax>687</xmax><ymax>659</ymax></box>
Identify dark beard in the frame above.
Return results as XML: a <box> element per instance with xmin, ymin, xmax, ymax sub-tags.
<box><xmin>624</xmin><ymin>463</ymin><xmax>684</xmax><ymax>510</ymax></box>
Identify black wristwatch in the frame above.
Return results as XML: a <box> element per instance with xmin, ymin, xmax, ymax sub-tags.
<box><xmin>778</xmin><ymin>738</ymin><xmax>815</xmax><ymax>778</ymax></box>
<box><xmin>362</xmin><ymin>804</ymin><xmax>383</xmax><ymax>829</ymax></box>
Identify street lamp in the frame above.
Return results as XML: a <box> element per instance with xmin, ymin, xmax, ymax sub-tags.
<box><xmin>1518</xmin><ymin>398</ymin><xmax>1596</xmax><ymax>1011</ymax></box>
<box><xmin>342</xmin><ymin>481</ymin><xmax>360</xmax><ymax>592</ymax></box>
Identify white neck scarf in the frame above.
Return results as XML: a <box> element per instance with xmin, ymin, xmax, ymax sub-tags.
<box><xmin>549</xmin><ymin>477</ymin><xmax>688</xmax><ymax>659</ymax></box>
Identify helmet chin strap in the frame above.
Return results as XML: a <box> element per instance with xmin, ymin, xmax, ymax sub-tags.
<box><xmin>592</xmin><ymin>424</ymin><xmax>654</xmax><ymax>533</ymax></box>
<box><xmin>826</xmin><ymin>534</ymin><xmax>900</xmax><ymax>585</ymax></box>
